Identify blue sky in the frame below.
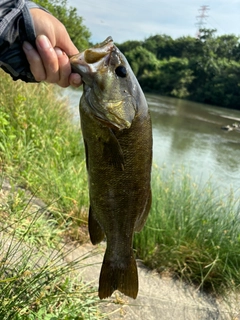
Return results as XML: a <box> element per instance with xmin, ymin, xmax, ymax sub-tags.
<box><xmin>68</xmin><ymin>0</ymin><xmax>240</xmax><ymax>44</ymax></box>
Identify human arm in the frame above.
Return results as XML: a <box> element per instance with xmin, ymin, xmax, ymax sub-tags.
<box><xmin>0</xmin><ymin>0</ymin><xmax>81</xmax><ymax>87</ymax></box>
<box><xmin>0</xmin><ymin>0</ymin><xmax>38</xmax><ymax>82</ymax></box>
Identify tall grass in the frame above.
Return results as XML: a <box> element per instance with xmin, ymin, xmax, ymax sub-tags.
<box><xmin>0</xmin><ymin>176</ymin><xmax>102</xmax><ymax>320</ymax></box>
<box><xmin>134</xmin><ymin>167</ymin><xmax>240</xmax><ymax>294</ymax></box>
<box><xmin>0</xmin><ymin>70</ymin><xmax>88</xmax><ymax>236</ymax></box>
<box><xmin>0</xmin><ymin>71</ymin><xmax>104</xmax><ymax>318</ymax></box>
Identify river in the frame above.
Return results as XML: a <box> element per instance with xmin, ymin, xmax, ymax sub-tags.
<box><xmin>60</xmin><ymin>88</ymin><xmax>240</xmax><ymax>198</ymax></box>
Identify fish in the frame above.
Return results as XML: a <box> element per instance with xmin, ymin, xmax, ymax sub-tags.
<box><xmin>70</xmin><ymin>37</ymin><xmax>152</xmax><ymax>300</ymax></box>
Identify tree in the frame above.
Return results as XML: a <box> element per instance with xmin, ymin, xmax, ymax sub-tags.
<box><xmin>215</xmin><ymin>34</ymin><xmax>240</xmax><ymax>60</ymax></box>
<box><xmin>116</xmin><ymin>40</ymin><xmax>142</xmax><ymax>55</ymax></box>
<box><xmin>153</xmin><ymin>58</ymin><xmax>194</xmax><ymax>98</ymax></box>
<box><xmin>34</xmin><ymin>0</ymin><xmax>91</xmax><ymax>50</ymax></box>
<box><xmin>124</xmin><ymin>46</ymin><xmax>159</xmax><ymax>78</ymax></box>
<box><xmin>173</xmin><ymin>36</ymin><xmax>202</xmax><ymax>59</ymax></box>
<box><xmin>143</xmin><ymin>34</ymin><xmax>174</xmax><ymax>59</ymax></box>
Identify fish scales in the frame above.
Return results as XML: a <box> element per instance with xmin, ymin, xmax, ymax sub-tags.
<box><xmin>70</xmin><ymin>37</ymin><xmax>152</xmax><ymax>299</ymax></box>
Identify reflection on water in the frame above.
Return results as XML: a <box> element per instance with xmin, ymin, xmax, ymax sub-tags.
<box><xmin>61</xmin><ymin>88</ymin><xmax>240</xmax><ymax>197</ymax></box>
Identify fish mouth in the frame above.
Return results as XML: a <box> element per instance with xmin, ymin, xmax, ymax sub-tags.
<box><xmin>70</xmin><ymin>37</ymin><xmax>114</xmax><ymax>74</ymax></box>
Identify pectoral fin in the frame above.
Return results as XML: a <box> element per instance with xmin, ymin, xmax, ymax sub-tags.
<box><xmin>88</xmin><ymin>206</ymin><xmax>105</xmax><ymax>245</ymax></box>
<box><xmin>103</xmin><ymin>129</ymin><xmax>125</xmax><ymax>170</ymax></box>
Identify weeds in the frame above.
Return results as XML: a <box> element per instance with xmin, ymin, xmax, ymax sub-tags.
<box><xmin>0</xmin><ymin>180</ymin><xmax>103</xmax><ymax>320</ymax></box>
<box><xmin>0</xmin><ymin>72</ymin><xmax>104</xmax><ymax>319</ymax></box>
<box><xmin>0</xmin><ymin>70</ymin><xmax>88</xmax><ymax>234</ymax></box>
<box><xmin>134</xmin><ymin>167</ymin><xmax>240</xmax><ymax>294</ymax></box>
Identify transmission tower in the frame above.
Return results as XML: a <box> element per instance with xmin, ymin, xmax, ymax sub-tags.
<box><xmin>195</xmin><ymin>5</ymin><xmax>209</xmax><ymax>38</ymax></box>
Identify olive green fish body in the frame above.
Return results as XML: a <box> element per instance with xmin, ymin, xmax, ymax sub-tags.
<box><xmin>70</xmin><ymin>37</ymin><xmax>152</xmax><ymax>299</ymax></box>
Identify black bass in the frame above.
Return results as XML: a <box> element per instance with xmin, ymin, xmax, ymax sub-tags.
<box><xmin>70</xmin><ymin>37</ymin><xmax>152</xmax><ymax>299</ymax></box>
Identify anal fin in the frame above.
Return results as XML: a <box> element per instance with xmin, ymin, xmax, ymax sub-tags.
<box><xmin>88</xmin><ymin>206</ymin><xmax>105</xmax><ymax>245</ymax></box>
<box><xmin>134</xmin><ymin>189</ymin><xmax>152</xmax><ymax>232</ymax></box>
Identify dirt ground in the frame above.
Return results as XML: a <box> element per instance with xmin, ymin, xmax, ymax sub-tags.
<box><xmin>65</xmin><ymin>242</ymin><xmax>240</xmax><ymax>320</ymax></box>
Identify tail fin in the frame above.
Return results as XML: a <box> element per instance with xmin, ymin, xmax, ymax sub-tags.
<box><xmin>98</xmin><ymin>249</ymin><xmax>138</xmax><ymax>299</ymax></box>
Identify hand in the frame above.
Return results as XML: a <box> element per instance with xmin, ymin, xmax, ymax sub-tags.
<box><xmin>23</xmin><ymin>8</ymin><xmax>82</xmax><ymax>88</ymax></box>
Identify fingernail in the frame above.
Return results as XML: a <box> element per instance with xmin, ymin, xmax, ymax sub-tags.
<box><xmin>55</xmin><ymin>47</ymin><xmax>63</xmax><ymax>57</ymax></box>
<box><xmin>23</xmin><ymin>41</ymin><xmax>33</xmax><ymax>51</ymax></box>
<box><xmin>72</xmin><ymin>74</ymin><xmax>81</xmax><ymax>86</ymax></box>
<box><xmin>37</xmin><ymin>35</ymin><xmax>51</xmax><ymax>50</ymax></box>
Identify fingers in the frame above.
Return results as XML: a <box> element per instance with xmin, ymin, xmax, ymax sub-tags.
<box><xmin>54</xmin><ymin>47</ymin><xmax>71</xmax><ymax>87</ymax></box>
<box><xmin>69</xmin><ymin>73</ymin><xmax>82</xmax><ymax>87</ymax></box>
<box><xmin>23</xmin><ymin>36</ymin><xmax>82</xmax><ymax>88</ymax></box>
<box><xmin>27</xmin><ymin>8</ymin><xmax>82</xmax><ymax>87</ymax></box>
<box><xmin>23</xmin><ymin>41</ymin><xmax>46</xmax><ymax>81</ymax></box>
<box><xmin>23</xmin><ymin>36</ymin><xmax>59</xmax><ymax>83</ymax></box>
<box><xmin>35</xmin><ymin>35</ymin><xmax>59</xmax><ymax>83</ymax></box>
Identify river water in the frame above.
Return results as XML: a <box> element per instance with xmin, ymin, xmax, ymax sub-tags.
<box><xmin>61</xmin><ymin>88</ymin><xmax>240</xmax><ymax>198</ymax></box>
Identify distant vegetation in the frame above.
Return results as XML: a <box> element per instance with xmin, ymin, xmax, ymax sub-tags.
<box><xmin>117</xmin><ymin>29</ymin><xmax>240</xmax><ymax>110</ymax></box>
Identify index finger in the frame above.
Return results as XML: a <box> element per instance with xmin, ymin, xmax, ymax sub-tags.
<box><xmin>36</xmin><ymin>35</ymin><xmax>59</xmax><ymax>83</ymax></box>
<box><xmin>23</xmin><ymin>41</ymin><xmax>46</xmax><ymax>81</ymax></box>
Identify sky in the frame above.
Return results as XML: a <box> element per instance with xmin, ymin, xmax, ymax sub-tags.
<box><xmin>68</xmin><ymin>0</ymin><xmax>240</xmax><ymax>44</ymax></box>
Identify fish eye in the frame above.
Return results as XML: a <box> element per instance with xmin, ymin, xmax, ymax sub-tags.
<box><xmin>115</xmin><ymin>65</ymin><xmax>127</xmax><ymax>78</ymax></box>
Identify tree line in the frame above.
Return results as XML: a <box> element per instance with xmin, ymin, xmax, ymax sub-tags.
<box><xmin>117</xmin><ymin>29</ymin><xmax>240</xmax><ymax>109</ymax></box>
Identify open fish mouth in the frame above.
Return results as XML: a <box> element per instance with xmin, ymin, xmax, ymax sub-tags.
<box><xmin>70</xmin><ymin>37</ymin><xmax>114</xmax><ymax>74</ymax></box>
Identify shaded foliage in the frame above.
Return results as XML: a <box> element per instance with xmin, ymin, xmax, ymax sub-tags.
<box><xmin>124</xmin><ymin>46</ymin><xmax>159</xmax><ymax>78</ymax></box>
<box><xmin>119</xmin><ymin>29</ymin><xmax>240</xmax><ymax>109</ymax></box>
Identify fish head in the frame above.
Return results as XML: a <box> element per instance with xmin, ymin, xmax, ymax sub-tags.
<box><xmin>70</xmin><ymin>37</ymin><xmax>140</xmax><ymax>130</ymax></box>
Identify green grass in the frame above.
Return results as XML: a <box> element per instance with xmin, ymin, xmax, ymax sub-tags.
<box><xmin>0</xmin><ymin>177</ymin><xmax>103</xmax><ymax>320</ymax></box>
<box><xmin>134</xmin><ymin>167</ymin><xmax>240</xmax><ymax>294</ymax></box>
<box><xmin>0</xmin><ymin>70</ymin><xmax>88</xmax><ymax>238</ymax></box>
<box><xmin>0</xmin><ymin>71</ymin><xmax>104</xmax><ymax>319</ymax></box>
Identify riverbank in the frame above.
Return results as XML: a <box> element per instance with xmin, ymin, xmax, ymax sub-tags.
<box><xmin>1</xmin><ymin>71</ymin><xmax>240</xmax><ymax>318</ymax></box>
<box><xmin>1</xmin><ymin>177</ymin><xmax>240</xmax><ymax>320</ymax></box>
